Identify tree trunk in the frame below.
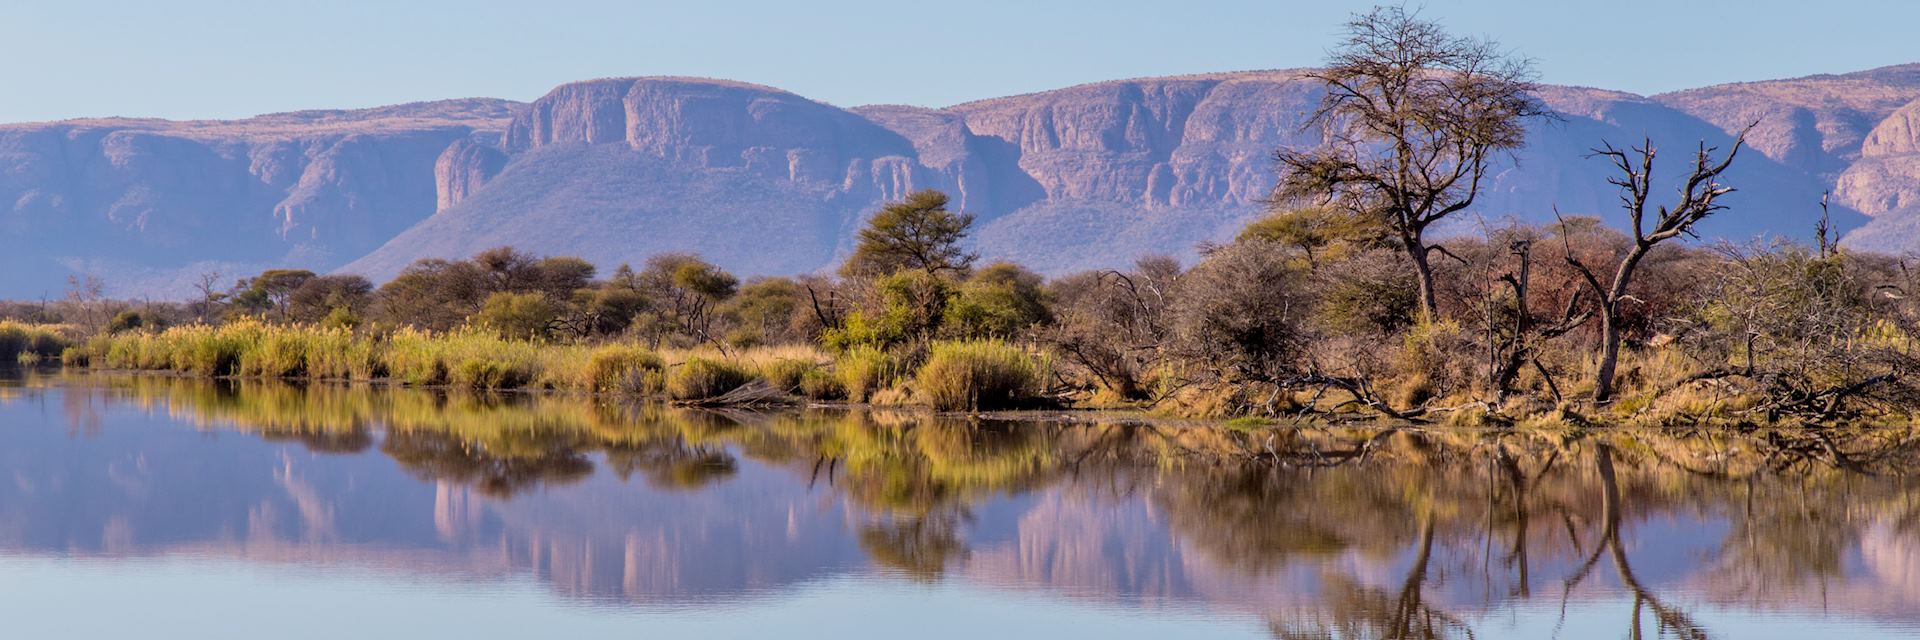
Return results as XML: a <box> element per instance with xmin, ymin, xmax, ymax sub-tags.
<box><xmin>1593</xmin><ymin>309</ymin><xmax>1622</xmax><ymax>403</ymax></box>
<box><xmin>1406</xmin><ymin>237</ymin><xmax>1439</xmax><ymax>323</ymax></box>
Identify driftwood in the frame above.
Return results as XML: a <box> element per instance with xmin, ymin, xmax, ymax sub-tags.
<box><xmin>673</xmin><ymin>379</ymin><xmax>796</xmax><ymax>407</ymax></box>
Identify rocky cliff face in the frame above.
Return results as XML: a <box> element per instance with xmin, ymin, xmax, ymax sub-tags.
<box><xmin>351</xmin><ymin>70</ymin><xmax>1845</xmax><ymax>283</ymax></box>
<box><xmin>0</xmin><ymin>99</ymin><xmax>519</xmax><ymax>296</ymax></box>
<box><xmin>10</xmin><ymin>65</ymin><xmax>1920</xmax><ymax>297</ymax></box>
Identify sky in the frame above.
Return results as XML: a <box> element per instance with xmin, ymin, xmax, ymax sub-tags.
<box><xmin>3</xmin><ymin>0</ymin><xmax>1917</xmax><ymax>122</ymax></box>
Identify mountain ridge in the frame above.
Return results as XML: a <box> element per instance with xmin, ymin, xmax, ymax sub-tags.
<box><xmin>7</xmin><ymin>65</ymin><xmax>1920</xmax><ymax>297</ymax></box>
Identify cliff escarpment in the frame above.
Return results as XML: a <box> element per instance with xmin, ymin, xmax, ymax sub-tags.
<box><xmin>10</xmin><ymin>65</ymin><xmax>1920</xmax><ymax>296</ymax></box>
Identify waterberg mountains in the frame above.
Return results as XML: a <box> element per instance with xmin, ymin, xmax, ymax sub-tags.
<box><xmin>9</xmin><ymin>64</ymin><xmax>1920</xmax><ymax>298</ymax></box>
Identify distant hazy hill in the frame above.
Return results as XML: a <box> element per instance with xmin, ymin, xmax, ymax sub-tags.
<box><xmin>7</xmin><ymin>65</ymin><xmax>1920</xmax><ymax>297</ymax></box>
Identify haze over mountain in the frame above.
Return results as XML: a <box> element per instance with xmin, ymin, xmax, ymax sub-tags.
<box><xmin>7</xmin><ymin>64</ymin><xmax>1920</xmax><ymax>297</ymax></box>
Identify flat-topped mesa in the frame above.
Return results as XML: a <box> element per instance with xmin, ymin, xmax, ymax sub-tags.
<box><xmin>501</xmin><ymin>76</ymin><xmax>918</xmax><ymax>187</ymax></box>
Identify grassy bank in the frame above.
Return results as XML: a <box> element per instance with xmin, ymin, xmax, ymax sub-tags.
<box><xmin>69</xmin><ymin>320</ymin><xmax>1049</xmax><ymax>410</ymax></box>
<box><xmin>0</xmin><ymin>321</ymin><xmax>70</xmax><ymax>365</ymax></box>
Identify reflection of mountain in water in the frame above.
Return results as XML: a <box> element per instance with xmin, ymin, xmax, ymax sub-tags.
<box><xmin>6</xmin><ymin>371</ymin><xmax>1920</xmax><ymax>634</ymax></box>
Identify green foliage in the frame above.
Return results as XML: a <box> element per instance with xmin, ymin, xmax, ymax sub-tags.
<box><xmin>451</xmin><ymin>356</ymin><xmax>537</xmax><ymax>390</ymax></box>
<box><xmin>288</xmin><ymin>275</ymin><xmax>375</xmax><ymax>323</ymax></box>
<box><xmin>759</xmin><ymin>358</ymin><xmax>820</xmax><ymax>393</ymax></box>
<box><xmin>585</xmin><ymin>345</ymin><xmax>665</xmax><ymax>394</ymax></box>
<box><xmin>825</xmin><ymin>270</ymin><xmax>955</xmax><ymax>351</ymax></box>
<box><xmin>235</xmin><ymin>269</ymin><xmax>317</xmax><ymax>317</ymax></box>
<box><xmin>943</xmin><ymin>262</ymin><xmax>1050</xmax><ymax>339</ymax></box>
<box><xmin>667</xmin><ymin>357</ymin><xmax>758</xmax><ymax>400</ymax></box>
<box><xmin>0</xmin><ymin>321</ymin><xmax>68</xmax><ymax>363</ymax></box>
<box><xmin>585</xmin><ymin>287</ymin><xmax>650</xmax><ymax>335</ymax></box>
<box><xmin>721</xmin><ymin>278</ymin><xmax>805</xmax><ymax>344</ymax></box>
<box><xmin>843</xmin><ymin>190</ymin><xmax>976</xmax><ymax>277</ymax></box>
<box><xmin>474</xmin><ymin>292</ymin><xmax>556</xmax><ymax>341</ymax></box>
<box><xmin>914</xmin><ymin>340</ymin><xmax>1044</xmax><ymax>411</ymax></box>
<box><xmin>672</xmin><ymin>261</ymin><xmax>739</xmax><ymax>300</ymax></box>
<box><xmin>1238</xmin><ymin>205</ymin><xmax>1393</xmax><ymax>264</ymax></box>
<box><xmin>108</xmin><ymin>310</ymin><xmax>164</xmax><ymax>334</ymax></box>
<box><xmin>835</xmin><ymin>346</ymin><xmax>902</xmax><ymax>402</ymax></box>
<box><xmin>799</xmin><ymin>367</ymin><xmax>847</xmax><ymax>400</ymax></box>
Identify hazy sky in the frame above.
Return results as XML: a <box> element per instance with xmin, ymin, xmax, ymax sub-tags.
<box><xmin>4</xmin><ymin>0</ymin><xmax>1916</xmax><ymax>122</ymax></box>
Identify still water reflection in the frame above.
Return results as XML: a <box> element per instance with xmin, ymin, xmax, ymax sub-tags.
<box><xmin>4</xmin><ymin>370</ymin><xmax>1920</xmax><ymax>638</ymax></box>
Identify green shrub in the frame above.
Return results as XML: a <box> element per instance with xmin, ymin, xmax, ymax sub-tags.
<box><xmin>667</xmin><ymin>357</ymin><xmax>757</xmax><ymax>400</ymax></box>
<box><xmin>585</xmin><ymin>345</ymin><xmax>665</xmax><ymax>393</ymax></box>
<box><xmin>473</xmin><ymin>292</ymin><xmax>556</xmax><ymax>341</ymax></box>
<box><xmin>835</xmin><ymin>346</ymin><xmax>900</xmax><ymax>402</ymax></box>
<box><xmin>759</xmin><ymin>358</ymin><xmax>819</xmax><ymax>392</ymax></box>
<box><xmin>450</xmin><ymin>357</ymin><xmax>536</xmax><ymax>389</ymax></box>
<box><xmin>108</xmin><ymin>310</ymin><xmax>164</xmax><ymax>334</ymax></box>
<box><xmin>0</xmin><ymin>321</ymin><xmax>68</xmax><ymax>363</ymax></box>
<box><xmin>914</xmin><ymin>340</ymin><xmax>1042</xmax><ymax>411</ymax></box>
<box><xmin>799</xmin><ymin>368</ymin><xmax>847</xmax><ymax>400</ymax></box>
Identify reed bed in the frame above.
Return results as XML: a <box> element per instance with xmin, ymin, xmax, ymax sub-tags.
<box><xmin>914</xmin><ymin>340</ymin><xmax>1047</xmax><ymax>411</ymax></box>
<box><xmin>0</xmin><ymin>321</ymin><xmax>69</xmax><ymax>365</ymax></box>
<box><xmin>71</xmin><ymin>320</ymin><xmax>1043</xmax><ymax>410</ymax></box>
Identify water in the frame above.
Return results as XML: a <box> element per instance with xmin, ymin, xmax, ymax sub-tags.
<box><xmin>3</xmin><ymin>370</ymin><xmax>1920</xmax><ymax>639</ymax></box>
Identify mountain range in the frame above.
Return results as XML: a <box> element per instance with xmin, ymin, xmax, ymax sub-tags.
<box><xmin>9</xmin><ymin>64</ymin><xmax>1920</xmax><ymax>297</ymax></box>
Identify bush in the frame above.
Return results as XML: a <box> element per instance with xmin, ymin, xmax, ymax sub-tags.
<box><xmin>799</xmin><ymin>368</ymin><xmax>847</xmax><ymax>400</ymax></box>
<box><xmin>835</xmin><ymin>346</ymin><xmax>901</xmax><ymax>402</ymax></box>
<box><xmin>759</xmin><ymin>358</ymin><xmax>820</xmax><ymax>392</ymax></box>
<box><xmin>451</xmin><ymin>357</ymin><xmax>536</xmax><ymax>390</ymax></box>
<box><xmin>0</xmin><ymin>321</ymin><xmax>68</xmax><ymax>363</ymax></box>
<box><xmin>108</xmin><ymin>310</ymin><xmax>164</xmax><ymax>334</ymax></box>
<box><xmin>667</xmin><ymin>357</ymin><xmax>757</xmax><ymax>400</ymax></box>
<box><xmin>473</xmin><ymin>292</ymin><xmax>556</xmax><ymax>341</ymax></box>
<box><xmin>585</xmin><ymin>345</ymin><xmax>664</xmax><ymax>394</ymax></box>
<box><xmin>1169</xmin><ymin>240</ymin><xmax>1308</xmax><ymax>384</ymax></box>
<box><xmin>914</xmin><ymin>340</ymin><xmax>1043</xmax><ymax>411</ymax></box>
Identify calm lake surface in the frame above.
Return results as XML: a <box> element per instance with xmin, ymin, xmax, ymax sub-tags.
<box><xmin>5</xmin><ymin>369</ymin><xmax>1920</xmax><ymax>639</ymax></box>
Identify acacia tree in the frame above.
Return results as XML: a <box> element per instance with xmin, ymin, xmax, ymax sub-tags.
<box><xmin>1567</xmin><ymin>126</ymin><xmax>1752</xmax><ymax>403</ymax></box>
<box><xmin>843</xmin><ymin>189</ymin><xmax>976</xmax><ymax>277</ymax></box>
<box><xmin>1276</xmin><ymin>6</ymin><xmax>1547</xmax><ymax>322</ymax></box>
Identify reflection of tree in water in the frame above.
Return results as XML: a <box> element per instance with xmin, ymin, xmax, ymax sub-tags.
<box><xmin>1555</xmin><ymin>443</ymin><xmax>1707</xmax><ymax>640</ymax></box>
<box><xmin>257</xmin><ymin>427</ymin><xmax>375</xmax><ymax>454</ymax></box>
<box><xmin>1268</xmin><ymin>513</ymin><xmax>1473</xmax><ymax>640</ymax></box>
<box><xmin>605</xmin><ymin>438</ymin><xmax>738</xmax><ymax>491</ymax></box>
<box><xmin>381</xmin><ymin>428</ymin><xmax>593</xmax><ymax>498</ymax></box>
<box><xmin>71</xmin><ymin>374</ymin><xmax>1920</xmax><ymax>632</ymax></box>
<box><xmin>859</xmin><ymin>509</ymin><xmax>972</xmax><ymax>581</ymax></box>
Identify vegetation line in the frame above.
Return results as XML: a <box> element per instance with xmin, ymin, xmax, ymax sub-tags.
<box><xmin>7</xmin><ymin>7</ymin><xmax>1919</xmax><ymax>427</ymax></box>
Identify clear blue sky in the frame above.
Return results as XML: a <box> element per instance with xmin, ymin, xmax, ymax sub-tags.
<box><xmin>3</xmin><ymin>0</ymin><xmax>1915</xmax><ymax>122</ymax></box>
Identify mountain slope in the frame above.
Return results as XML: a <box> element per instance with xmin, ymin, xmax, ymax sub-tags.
<box><xmin>0</xmin><ymin>100</ymin><xmax>519</xmax><ymax>296</ymax></box>
<box><xmin>8</xmin><ymin>65</ymin><xmax>1920</xmax><ymax>297</ymax></box>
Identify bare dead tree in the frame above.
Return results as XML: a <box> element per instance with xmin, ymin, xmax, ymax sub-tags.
<box><xmin>1275</xmin><ymin>6</ymin><xmax>1549</xmax><ymax>322</ymax></box>
<box><xmin>1491</xmin><ymin>238</ymin><xmax>1590</xmax><ymax>400</ymax></box>
<box><xmin>63</xmin><ymin>273</ymin><xmax>107</xmax><ymax>332</ymax></box>
<box><xmin>192</xmin><ymin>269</ymin><xmax>225</xmax><ymax>324</ymax></box>
<box><xmin>1566</xmin><ymin>124</ymin><xmax>1754</xmax><ymax>403</ymax></box>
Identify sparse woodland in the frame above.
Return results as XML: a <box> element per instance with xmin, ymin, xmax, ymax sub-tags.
<box><xmin>7</xmin><ymin>7</ymin><xmax>1920</xmax><ymax>427</ymax></box>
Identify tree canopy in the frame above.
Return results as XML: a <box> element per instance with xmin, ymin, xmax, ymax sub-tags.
<box><xmin>843</xmin><ymin>190</ymin><xmax>977</xmax><ymax>277</ymax></box>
